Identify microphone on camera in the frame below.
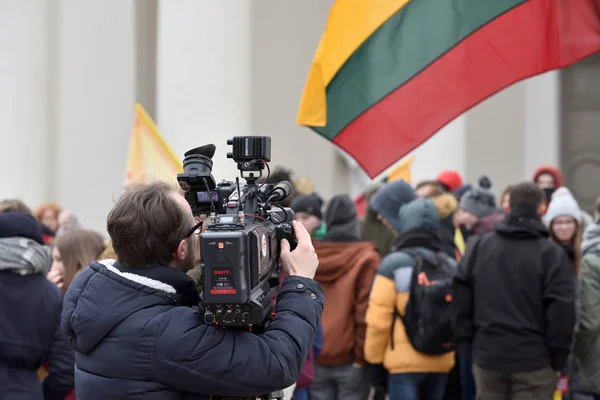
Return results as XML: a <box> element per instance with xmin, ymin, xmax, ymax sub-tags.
<box><xmin>268</xmin><ymin>181</ymin><xmax>293</xmax><ymax>203</ymax></box>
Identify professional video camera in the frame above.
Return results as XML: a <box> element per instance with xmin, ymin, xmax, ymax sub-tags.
<box><xmin>178</xmin><ymin>136</ymin><xmax>298</xmax><ymax>329</ymax></box>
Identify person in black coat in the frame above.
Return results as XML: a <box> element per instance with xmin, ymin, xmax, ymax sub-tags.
<box><xmin>453</xmin><ymin>182</ymin><xmax>576</xmax><ymax>399</ymax></box>
<box><xmin>62</xmin><ymin>181</ymin><xmax>323</xmax><ymax>399</ymax></box>
<box><xmin>0</xmin><ymin>211</ymin><xmax>74</xmax><ymax>399</ymax></box>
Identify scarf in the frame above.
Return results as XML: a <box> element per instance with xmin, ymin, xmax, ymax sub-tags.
<box><xmin>0</xmin><ymin>237</ymin><xmax>52</xmax><ymax>275</ymax></box>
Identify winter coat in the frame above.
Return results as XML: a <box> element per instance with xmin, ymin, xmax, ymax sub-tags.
<box><xmin>0</xmin><ymin>237</ymin><xmax>74</xmax><ymax>400</ymax></box>
<box><xmin>314</xmin><ymin>240</ymin><xmax>379</xmax><ymax>365</ymax></box>
<box><xmin>574</xmin><ymin>223</ymin><xmax>600</xmax><ymax>395</ymax></box>
<box><xmin>62</xmin><ymin>260</ymin><xmax>324</xmax><ymax>399</ymax></box>
<box><xmin>453</xmin><ymin>207</ymin><xmax>576</xmax><ymax>373</ymax></box>
<box><xmin>364</xmin><ymin>231</ymin><xmax>456</xmax><ymax>374</ymax></box>
<box><xmin>314</xmin><ymin>194</ymin><xmax>381</xmax><ymax>366</ymax></box>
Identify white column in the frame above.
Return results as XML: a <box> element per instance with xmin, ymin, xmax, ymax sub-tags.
<box><xmin>523</xmin><ymin>71</ymin><xmax>560</xmax><ymax>177</ymax></box>
<box><xmin>54</xmin><ymin>0</ymin><xmax>135</xmax><ymax>232</ymax></box>
<box><xmin>156</xmin><ymin>0</ymin><xmax>252</xmax><ymax>183</ymax></box>
<box><xmin>409</xmin><ymin>116</ymin><xmax>467</xmax><ymax>184</ymax></box>
<box><xmin>0</xmin><ymin>0</ymin><xmax>52</xmax><ymax>207</ymax></box>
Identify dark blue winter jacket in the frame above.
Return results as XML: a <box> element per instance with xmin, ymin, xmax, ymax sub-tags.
<box><xmin>62</xmin><ymin>260</ymin><xmax>324</xmax><ymax>399</ymax></box>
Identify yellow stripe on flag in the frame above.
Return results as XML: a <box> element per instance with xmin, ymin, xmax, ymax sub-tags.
<box><xmin>125</xmin><ymin>104</ymin><xmax>183</xmax><ymax>185</ymax></box>
<box><xmin>386</xmin><ymin>155</ymin><xmax>414</xmax><ymax>184</ymax></box>
<box><xmin>297</xmin><ymin>0</ymin><xmax>411</xmax><ymax>127</ymax></box>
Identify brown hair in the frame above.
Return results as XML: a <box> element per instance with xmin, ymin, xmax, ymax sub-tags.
<box><xmin>0</xmin><ymin>199</ymin><xmax>32</xmax><ymax>214</ymax></box>
<box><xmin>595</xmin><ymin>196</ymin><xmax>600</xmax><ymax>221</ymax></box>
<box><xmin>107</xmin><ymin>181</ymin><xmax>191</xmax><ymax>268</ymax></box>
<box><xmin>99</xmin><ymin>241</ymin><xmax>117</xmax><ymax>260</ymax></box>
<box><xmin>509</xmin><ymin>182</ymin><xmax>545</xmax><ymax>210</ymax></box>
<box><xmin>415</xmin><ymin>180</ymin><xmax>445</xmax><ymax>198</ymax></box>
<box><xmin>34</xmin><ymin>202</ymin><xmax>62</xmax><ymax>222</ymax></box>
<box><xmin>549</xmin><ymin>220</ymin><xmax>582</xmax><ymax>276</ymax></box>
<box><xmin>499</xmin><ymin>185</ymin><xmax>513</xmax><ymax>208</ymax></box>
<box><xmin>55</xmin><ymin>229</ymin><xmax>106</xmax><ymax>290</ymax></box>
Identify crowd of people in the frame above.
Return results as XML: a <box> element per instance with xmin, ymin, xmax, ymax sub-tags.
<box><xmin>266</xmin><ymin>165</ymin><xmax>597</xmax><ymax>400</ymax></box>
<box><xmin>0</xmin><ymin>163</ymin><xmax>598</xmax><ymax>400</ymax></box>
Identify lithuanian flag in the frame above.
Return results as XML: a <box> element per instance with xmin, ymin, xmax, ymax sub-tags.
<box><xmin>125</xmin><ymin>104</ymin><xmax>183</xmax><ymax>185</ymax></box>
<box><xmin>298</xmin><ymin>0</ymin><xmax>600</xmax><ymax>178</ymax></box>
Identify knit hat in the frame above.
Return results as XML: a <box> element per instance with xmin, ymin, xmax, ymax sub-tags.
<box><xmin>398</xmin><ymin>198</ymin><xmax>441</xmax><ymax>233</ymax></box>
<box><xmin>369</xmin><ymin>180</ymin><xmax>417</xmax><ymax>231</ymax></box>
<box><xmin>453</xmin><ymin>184</ymin><xmax>473</xmax><ymax>201</ymax></box>
<box><xmin>324</xmin><ymin>194</ymin><xmax>360</xmax><ymax>240</ymax></box>
<box><xmin>436</xmin><ymin>170</ymin><xmax>464</xmax><ymax>192</ymax></box>
<box><xmin>459</xmin><ymin>176</ymin><xmax>496</xmax><ymax>218</ymax></box>
<box><xmin>0</xmin><ymin>212</ymin><xmax>44</xmax><ymax>245</ymax></box>
<box><xmin>291</xmin><ymin>193</ymin><xmax>323</xmax><ymax>220</ymax></box>
<box><xmin>544</xmin><ymin>187</ymin><xmax>581</xmax><ymax>224</ymax></box>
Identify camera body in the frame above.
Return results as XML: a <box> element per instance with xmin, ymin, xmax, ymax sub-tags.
<box><xmin>178</xmin><ymin>137</ymin><xmax>297</xmax><ymax>328</ymax></box>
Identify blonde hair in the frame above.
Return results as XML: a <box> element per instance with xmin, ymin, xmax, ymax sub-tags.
<box><xmin>34</xmin><ymin>202</ymin><xmax>62</xmax><ymax>222</ymax></box>
<box><xmin>55</xmin><ymin>229</ymin><xmax>105</xmax><ymax>290</ymax></box>
<box><xmin>99</xmin><ymin>241</ymin><xmax>117</xmax><ymax>261</ymax></box>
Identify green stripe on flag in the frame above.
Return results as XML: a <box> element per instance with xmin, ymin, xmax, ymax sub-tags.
<box><xmin>314</xmin><ymin>0</ymin><xmax>527</xmax><ymax>140</ymax></box>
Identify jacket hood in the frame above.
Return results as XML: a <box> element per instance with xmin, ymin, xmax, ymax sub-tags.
<box><xmin>62</xmin><ymin>259</ymin><xmax>199</xmax><ymax>354</ymax></box>
<box><xmin>314</xmin><ymin>241</ymin><xmax>379</xmax><ymax>283</ymax></box>
<box><xmin>472</xmin><ymin>212</ymin><xmax>504</xmax><ymax>235</ymax></box>
<box><xmin>495</xmin><ymin>207</ymin><xmax>549</xmax><ymax>240</ymax></box>
<box><xmin>323</xmin><ymin>194</ymin><xmax>360</xmax><ymax>241</ymax></box>
<box><xmin>582</xmin><ymin>223</ymin><xmax>600</xmax><ymax>255</ymax></box>
<box><xmin>533</xmin><ymin>165</ymin><xmax>562</xmax><ymax>188</ymax></box>
<box><xmin>431</xmin><ymin>193</ymin><xmax>458</xmax><ymax>220</ymax></box>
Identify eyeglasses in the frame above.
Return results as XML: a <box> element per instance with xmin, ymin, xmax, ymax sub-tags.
<box><xmin>184</xmin><ymin>220</ymin><xmax>203</xmax><ymax>239</ymax></box>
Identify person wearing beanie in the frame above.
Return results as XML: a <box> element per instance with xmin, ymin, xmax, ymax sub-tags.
<box><xmin>453</xmin><ymin>182</ymin><xmax>575</xmax><ymax>399</ymax></box>
<box><xmin>0</xmin><ymin>212</ymin><xmax>74</xmax><ymax>398</ymax></box>
<box><xmin>450</xmin><ymin>176</ymin><xmax>503</xmax><ymax>400</ymax></box>
<box><xmin>548</xmin><ymin>187</ymin><xmax>594</xmax><ymax>233</ymax></box>
<box><xmin>543</xmin><ymin>187</ymin><xmax>585</xmax><ymax>396</ymax></box>
<box><xmin>437</xmin><ymin>170</ymin><xmax>464</xmax><ymax>193</ymax></box>
<box><xmin>291</xmin><ymin>193</ymin><xmax>327</xmax><ymax>239</ymax></box>
<box><xmin>456</xmin><ymin>176</ymin><xmax>504</xmax><ymax>242</ymax></box>
<box><xmin>365</xmin><ymin>198</ymin><xmax>457</xmax><ymax>400</ymax></box>
<box><xmin>310</xmin><ymin>195</ymin><xmax>381</xmax><ymax>400</ymax></box>
<box><xmin>544</xmin><ymin>188</ymin><xmax>583</xmax><ymax>274</ymax></box>
<box><xmin>369</xmin><ymin>180</ymin><xmax>417</xmax><ymax>233</ymax></box>
<box><xmin>453</xmin><ymin>185</ymin><xmax>473</xmax><ymax>202</ymax></box>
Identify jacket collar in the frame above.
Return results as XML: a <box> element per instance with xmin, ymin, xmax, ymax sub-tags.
<box><xmin>101</xmin><ymin>260</ymin><xmax>200</xmax><ymax>307</ymax></box>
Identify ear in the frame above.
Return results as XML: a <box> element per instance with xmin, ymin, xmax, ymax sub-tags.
<box><xmin>175</xmin><ymin>239</ymin><xmax>187</xmax><ymax>262</ymax></box>
<box><xmin>504</xmin><ymin>204</ymin><xmax>511</xmax><ymax>214</ymax></box>
<box><xmin>537</xmin><ymin>204</ymin><xmax>547</xmax><ymax>216</ymax></box>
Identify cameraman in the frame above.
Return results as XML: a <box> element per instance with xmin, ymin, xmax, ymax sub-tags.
<box><xmin>61</xmin><ymin>181</ymin><xmax>324</xmax><ymax>399</ymax></box>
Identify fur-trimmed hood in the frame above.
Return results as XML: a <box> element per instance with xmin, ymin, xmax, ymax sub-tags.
<box><xmin>431</xmin><ymin>193</ymin><xmax>458</xmax><ymax>220</ymax></box>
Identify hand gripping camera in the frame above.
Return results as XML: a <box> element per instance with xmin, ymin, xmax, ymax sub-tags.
<box><xmin>178</xmin><ymin>137</ymin><xmax>297</xmax><ymax>329</ymax></box>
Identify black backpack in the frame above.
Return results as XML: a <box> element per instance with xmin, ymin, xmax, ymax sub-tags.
<box><xmin>392</xmin><ymin>248</ymin><xmax>456</xmax><ymax>355</ymax></box>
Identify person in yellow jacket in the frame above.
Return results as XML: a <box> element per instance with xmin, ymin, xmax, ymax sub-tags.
<box><xmin>364</xmin><ymin>197</ymin><xmax>455</xmax><ymax>400</ymax></box>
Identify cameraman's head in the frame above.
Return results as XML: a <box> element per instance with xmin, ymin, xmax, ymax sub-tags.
<box><xmin>107</xmin><ymin>181</ymin><xmax>198</xmax><ymax>272</ymax></box>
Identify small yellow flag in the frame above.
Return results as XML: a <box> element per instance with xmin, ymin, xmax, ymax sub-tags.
<box><xmin>125</xmin><ymin>104</ymin><xmax>183</xmax><ymax>185</ymax></box>
<box><xmin>386</xmin><ymin>155</ymin><xmax>414</xmax><ymax>184</ymax></box>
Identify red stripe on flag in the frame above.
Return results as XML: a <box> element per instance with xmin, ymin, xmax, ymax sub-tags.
<box><xmin>333</xmin><ymin>0</ymin><xmax>600</xmax><ymax>178</ymax></box>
